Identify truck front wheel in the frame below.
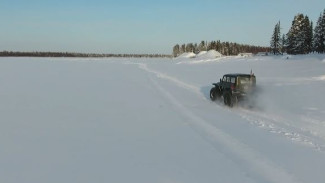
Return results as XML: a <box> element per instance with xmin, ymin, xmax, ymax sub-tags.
<box><xmin>210</xmin><ymin>87</ymin><xmax>217</xmax><ymax>101</ymax></box>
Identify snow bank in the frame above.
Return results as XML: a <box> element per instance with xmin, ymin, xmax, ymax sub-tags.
<box><xmin>176</xmin><ymin>50</ymin><xmax>223</xmax><ymax>64</ymax></box>
<box><xmin>176</xmin><ymin>50</ymin><xmax>222</xmax><ymax>60</ymax></box>
<box><xmin>196</xmin><ymin>51</ymin><xmax>207</xmax><ymax>57</ymax></box>
<box><xmin>196</xmin><ymin>50</ymin><xmax>222</xmax><ymax>59</ymax></box>
<box><xmin>175</xmin><ymin>52</ymin><xmax>196</xmax><ymax>59</ymax></box>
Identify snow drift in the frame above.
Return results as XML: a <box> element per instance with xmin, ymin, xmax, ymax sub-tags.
<box><xmin>175</xmin><ymin>52</ymin><xmax>196</xmax><ymax>59</ymax></box>
<box><xmin>196</xmin><ymin>50</ymin><xmax>222</xmax><ymax>59</ymax></box>
<box><xmin>176</xmin><ymin>50</ymin><xmax>223</xmax><ymax>60</ymax></box>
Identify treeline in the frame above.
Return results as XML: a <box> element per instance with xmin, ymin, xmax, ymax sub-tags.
<box><xmin>172</xmin><ymin>41</ymin><xmax>269</xmax><ymax>57</ymax></box>
<box><xmin>0</xmin><ymin>51</ymin><xmax>171</xmax><ymax>58</ymax></box>
<box><xmin>270</xmin><ymin>9</ymin><xmax>325</xmax><ymax>55</ymax></box>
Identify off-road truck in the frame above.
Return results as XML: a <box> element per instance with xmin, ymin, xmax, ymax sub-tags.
<box><xmin>210</xmin><ymin>73</ymin><xmax>256</xmax><ymax>107</ymax></box>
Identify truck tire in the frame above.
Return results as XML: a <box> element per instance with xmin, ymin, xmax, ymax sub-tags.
<box><xmin>223</xmin><ymin>92</ymin><xmax>233</xmax><ymax>107</ymax></box>
<box><xmin>210</xmin><ymin>87</ymin><xmax>217</xmax><ymax>101</ymax></box>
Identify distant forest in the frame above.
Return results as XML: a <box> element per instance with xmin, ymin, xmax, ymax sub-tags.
<box><xmin>0</xmin><ymin>51</ymin><xmax>171</xmax><ymax>58</ymax></box>
<box><xmin>172</xmin><ymin>41</ymin><xmax>269</xmax><ymax>57</ymax></box>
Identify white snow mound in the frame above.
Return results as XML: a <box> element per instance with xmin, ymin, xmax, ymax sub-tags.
<box><xmin>176</xmin><ymin>52</ymin><xmax>196</xmax><ymax>59</ymax></box>
<box><xmin>196</xmin><ymin>51</ymin><xmax>207</xmax><ymax>57</ymax></box>
<box><xmin>196</xmin><ymin>50</ymin><xmax>222</xmax><ymax>59</ymax></box>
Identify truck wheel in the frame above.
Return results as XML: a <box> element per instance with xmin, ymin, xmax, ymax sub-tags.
<box><xmin>210</xmin><ymin>87</ymin><xmax>217</xmax><ymax>101</ymax></box>
<box><xmin>223</xmin><ymin>92</ymin><xmax>233</xmax><ymax>107</ymax></box>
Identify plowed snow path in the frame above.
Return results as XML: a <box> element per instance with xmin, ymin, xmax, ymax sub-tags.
<box><xmin>133</xmin><ymin>61</ymin><xmax>325</xmax><ymax>182</ymax></box>
<box><xmin>135</xmin><ymin>62</ymin><xmax>325</xmax><ymax>153</ymax></box>
<box><xmin>148</xmin><ymin>77</ymin><xmax>299</xmax><ymax>183</ymax></box>
<box><xmin>135</xmin><ymin>63</ymin><xmax>302</xmax><ymax>183</ymax></box>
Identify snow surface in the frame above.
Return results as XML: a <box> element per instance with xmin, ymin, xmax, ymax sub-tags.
<box><xmin>1</xmin><ymin>55</ymin><xmax>325</xmax><ymax>183</ymax></box>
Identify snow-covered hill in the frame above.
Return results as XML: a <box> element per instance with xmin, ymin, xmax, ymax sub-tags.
<box><xmin>0</xmin><ymin>55</ymin><xmax>325</xmax><ymax>183</ymax></box>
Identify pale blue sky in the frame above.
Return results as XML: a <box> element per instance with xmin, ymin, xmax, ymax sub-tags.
<box><xmin>0</xmin><ymin>0</ymin><xmax>324</xmax><ymax>54</ymax></box>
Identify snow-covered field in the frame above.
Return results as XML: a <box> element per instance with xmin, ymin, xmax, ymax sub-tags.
<box><xmin>0</xmin><ymin>55</ymin><xmax>325</xmax><ymax>183</ymax></box>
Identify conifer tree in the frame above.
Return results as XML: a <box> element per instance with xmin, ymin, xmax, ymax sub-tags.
<box><xmin>173</xmin><ymin>44</ymin><xmax>180</xmax><ymax>57</ymax></box>
<box><xmin>185</xmin><ymin>43</ymin><xmax>194</xmax><ymax>52</ymax></box>
<box><xmin>287</xmin><ymin>14</ymin><xmax>311</xmax><ymax>54</ymax></box>
<box><xmin>180</xmin><ymin>44</ymin><xmax>186</xmax><ymax>54</ymax></box>
<box><xmin>207</xmin><ymin>41</ymin><xmax>217</xmax><ymax>51</ymax></box>
<box><xmin>303</xmin><ymin>16</ymin><xmax>313</xmax><ymax>53</ymax></box>
<box><xmin>193</xmin><ymin>43</ymin><xmax>198</xmax><ymax>54</ymax></box>
<box><xmin>216</xmin><ymin>40</ymin><xmax>221</xmax><ymax>52</ymax></box>
<box><xmin>314</xmin><ymin>10</ymin><xmax>325</xmax><ymax>53</ymax></box>
<box><xmin>198</xmin><ymin>41</ymin><xmax>206</xmax><ymax>52</ymax></box>
<box><xmin>309</xmin><ymin>21</ymin><xmax>314</xmax><ymax>52</ymax></box>
<box><xmin>271</xmin><ymin>21</ymin><xmax>281</xmax><ymax>54</ymax></box>
<box><xmin>322</xmin><ymin>9</ymin><xmax>325</xmax><ymax>52</ymax></box>
<box><xmin>281</xmin><ymin>34</ymin><xmax>287</xmax><ymax>53</ymax></box>
<box><xmin>287</xmin><ymin>14</ymin><xmax>300</xmax><ymax>54</ymax></box>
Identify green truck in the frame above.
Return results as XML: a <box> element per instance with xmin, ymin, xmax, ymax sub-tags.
<box><xmin>210</xmin><ymin>73</ymin><xmax>256</xmax><ymax>107</ymax></box>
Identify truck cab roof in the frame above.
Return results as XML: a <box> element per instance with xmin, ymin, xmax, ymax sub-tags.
<box><xmin>223</xmin><ymin>73</ymin><xmax>255</xmax><ymax>78</ymax></box>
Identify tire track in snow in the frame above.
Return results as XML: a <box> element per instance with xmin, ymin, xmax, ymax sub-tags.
<box><xmin>147</xmin><ymin>75</ymin><xmax>300</xmax><ymax>183</ymax></box>
<box><xmin>236</xmin><ymin>109</ymin><xmax>325</xmax><ymax>152</ymax></box>
<box><xmin>134</xmin><ymin>62</ymin><xmax>325</xmax><ymax>153</ymax></box>
<box><xmin>136</xmin><ymin>63</ymin><xmax>204</xmax><ymax>99</ymax></box>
